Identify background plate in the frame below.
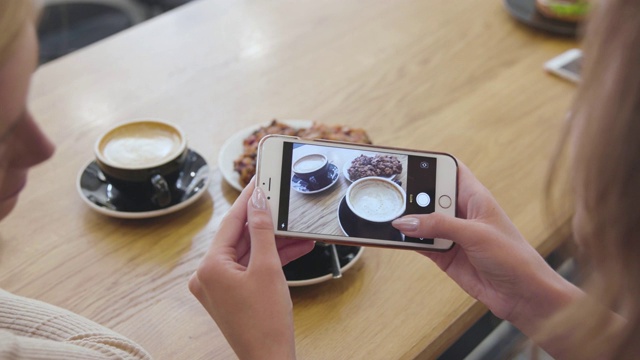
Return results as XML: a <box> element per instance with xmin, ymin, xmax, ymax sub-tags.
<box><xmin>218</xmin><ymin>119</ymin><xmax>313</xmax><ymax>191</ymax></box>
<box><xmin>504</xmin><ymin>0</ymin><xmax>578</xmax><ymax>37</ymax></box>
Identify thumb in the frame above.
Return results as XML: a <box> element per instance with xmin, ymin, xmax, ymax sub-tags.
<box><xmin>246</xmin><ymin>186</ymin><xmax>281</xmax><ymax>269</ymax></box>
<box><xmin>392</xmin><ymin>213</ymin><xmax>480</xmax><ymax>248</ymax></box>
<box><xmin>188</xmin><ymin>272</ymin><xmax>204</xmax><ymax>300</ymax></box>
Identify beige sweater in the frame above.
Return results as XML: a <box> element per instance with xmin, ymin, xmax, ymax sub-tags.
<box><xmin>0</xmin><ymin>289</ymin><xmax>151</xmax><ymax>359</ymax></box>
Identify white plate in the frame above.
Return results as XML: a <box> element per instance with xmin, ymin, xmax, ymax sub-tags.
<box><xmin>218</xmin><ymin>119</ymin><xmax>313</xmax><ymax>191</ymax></box>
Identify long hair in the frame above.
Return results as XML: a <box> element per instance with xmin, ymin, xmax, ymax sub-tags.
<box><xmin>0</xmin><ymin>1</ymin><xmax>35</xmax><ymax>67</ymax></box>
<box><xmin>542</xmin><ymin>0</ymin><xmax>640</xmax><ymax>358</ymax></box>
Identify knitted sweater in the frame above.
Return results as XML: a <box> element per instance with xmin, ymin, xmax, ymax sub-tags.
<box><xmin>0</xmin><ymin>289</ymin><xmax>151</xmax><ymax>359</ymax></box>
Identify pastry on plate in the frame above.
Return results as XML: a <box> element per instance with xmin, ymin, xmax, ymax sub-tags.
<box><xmin>233</xmin><ymin>119</ymin><xmax>372</xmax><ymax>187</ymax></box>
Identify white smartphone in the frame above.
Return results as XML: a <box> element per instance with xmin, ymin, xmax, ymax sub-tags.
<box><xmin>544</xmin><ymin>48</ymin><xmax>582</xmax><ymax>83</ymax></box>
<box><xmin>255</xmin><ymin>135</ymin><xmax>457</xmax><ymax>252</ymax></box>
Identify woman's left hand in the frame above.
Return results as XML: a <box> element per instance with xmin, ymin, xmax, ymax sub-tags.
<box><xmin>189</xmin><ymin>179</ymin><xmax>314</xmax><ymax>360</ymax></box>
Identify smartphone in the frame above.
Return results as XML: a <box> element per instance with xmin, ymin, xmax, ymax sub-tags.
<box><xmin>544</xmin><ymin>48</ymin><xmax>582</xmax><ymax>83</ymax></box>
<box><xmin>255</xmin><ymin>135</ymin><xmax>457</xmax><ymax>251</ymax></box>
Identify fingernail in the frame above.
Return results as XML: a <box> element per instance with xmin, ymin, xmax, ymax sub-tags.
<box><xmin>392</xmin><ymin>217</ymin><xmax>419</xmax><ymax>232</ymax></box>
<box><xmin>252</xmin><ymin>187</ymin><xmax>267</xmax><ymax>210</ymax></box>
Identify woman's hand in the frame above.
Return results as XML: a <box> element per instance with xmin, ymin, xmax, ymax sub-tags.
<box><xmin>189</xmin><ymin>180</ymin><xmax>314</xmax><ymax>360</ymax></box>
<box><xmin>392</xmin><ymin>162</ymin><xmax>582</xmax><ymax>335</ymax></box>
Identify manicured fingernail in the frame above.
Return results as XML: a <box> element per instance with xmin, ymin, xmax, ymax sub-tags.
<box><xmin>252</xmin><ymin>187</ymin><xmax>267</xmax><ymax>210</ymax></box>
<box><xmin>392</xmin><ymin>217</ymin><xmax>419</xmax><ymax>232</ymax></box>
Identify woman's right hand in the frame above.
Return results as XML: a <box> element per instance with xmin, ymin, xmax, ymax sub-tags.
<box><xmin>392</xmin><ymin>162</ymin><xmax>582</xmax><ymax>335</ymax></box>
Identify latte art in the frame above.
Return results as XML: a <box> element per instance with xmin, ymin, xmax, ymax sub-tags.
<box><xmin>99</xmin><ymin>123</ymin><xmax>183</xmax><ymax>168</ymax></box>
<box><xmin>347</xmin><ymin>178</ymin><xmax>406</xmax><ymax>222</ymax></box>
<box><xmin>293</xmin><ymin>154</ymin><xmax>326</xmax><ymax>173</ymax></box>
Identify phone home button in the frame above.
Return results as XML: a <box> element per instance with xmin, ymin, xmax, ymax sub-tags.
<box><xmin>438</xmin><ymin>195</ymin><xmax>452</xmax><ymax>209</ymax></box>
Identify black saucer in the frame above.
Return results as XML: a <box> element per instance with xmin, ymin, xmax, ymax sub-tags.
<box><xmin>283</xmin><ymin>243</ymin><xmax>362</xmax><ymax>285</ymax></box>
<box><xmin>504</xmin><ymin>0</ymin><xmax>578</xmax><ymax>37</ymax></box>
<box><xmin>77</xmin><ymin>149</ymin><xmax>210</xmax><ymax>219</ymax></box>
<box><xmin>337</xmin><ymin>196</ymin><xmax>404</xmax><ymax>241</ymax></box>
<box><xmin>291</xmin><ymin>163</ymin><xmax>339</xmax><ymax>194</ymax></box>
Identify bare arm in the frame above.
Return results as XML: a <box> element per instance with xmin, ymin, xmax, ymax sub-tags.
<box><xmin>392</xmin><ymin>162</ymin><xmax>606</xmax><ymax>359</ymax></box>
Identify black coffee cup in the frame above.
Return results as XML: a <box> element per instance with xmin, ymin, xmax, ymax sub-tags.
<box><xmin>94</xmin><ymin>119</ymin><xmax>188</xmax><ymax>208</ymax></box>
<box><xmin>292</xmin><ymin>154</ymin><xmax>330</xmax><ymax>188</ymax></box>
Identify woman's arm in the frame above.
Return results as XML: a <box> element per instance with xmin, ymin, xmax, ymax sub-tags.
<box><xmin>189</xmin><ymin>179</ymin><xmax>314</xmax><ymax>360</ymax></box>
<box><xmin>0</xmin><ymin>289</ymin><xmax>151</xmax><ymax>359</ymax></box>
<box><xmin>392</xmin><ymin>162</ymin><xmax>586</xmax><ymax>357</ymax></box>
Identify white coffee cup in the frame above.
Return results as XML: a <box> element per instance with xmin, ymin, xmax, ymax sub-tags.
<box><xmin>346</xmin><ymin>177</ymin><xmax>406</xmax><ymax>223</ymax></box>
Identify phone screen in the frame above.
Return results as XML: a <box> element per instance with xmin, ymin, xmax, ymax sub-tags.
<box><xmin>276</xmin><ymin>141</ymin><xmax>438</xmax><ymax>245</ymax></box>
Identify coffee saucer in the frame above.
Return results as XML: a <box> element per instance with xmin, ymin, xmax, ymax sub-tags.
<box><xmin>291</xmin><ymin>163</ymin><xmax>339</xmax><ymax>194</ymax></box>
<box><xmin>284</xmin><ymin>244</ymin><xmax>364</xmax><ymax>286</ymax></box>
<box><xmin>337</xmin><ymin>196</ymin><xmax>404</xmax><ymax>241</ymax></box>
<box><xmin>77</xmin><ymin>149</ymin><xmax>210</xmax><ymax>219</ymax></box>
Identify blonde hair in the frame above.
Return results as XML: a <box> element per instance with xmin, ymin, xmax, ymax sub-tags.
<box><xmin>0</xmin><ymin>1</ymin><xmax>35</xmax><ymax>66</ymax></box>
<box><xmin>543</xmin><ymin>0</ymin><xmax>640</xmax><ymax>358</ymax></box>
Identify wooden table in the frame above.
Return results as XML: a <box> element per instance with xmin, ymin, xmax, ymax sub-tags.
<box><xmin>1</xmin><ymin>0</ymin><xmax>577</xmax><ymax>358</ymax></box>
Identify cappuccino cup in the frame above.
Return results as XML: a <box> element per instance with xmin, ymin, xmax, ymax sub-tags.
<box><xmin>94</xmin><ymin>119</ymin><xmax>188</xmax><ymax>208</ymax></box>
<box><xmin>292</xmin><ymin>154</ymin><xmax>330</xmax><ymax>186</ymax></box>
<box><xmin>346</xmin><ymin>177</ymin><xmax>406</xmax><ymax>223</ymax></box>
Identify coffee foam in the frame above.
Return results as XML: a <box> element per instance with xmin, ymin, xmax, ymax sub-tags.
<box><xmin>293</xmin><ymin>154</ymin><xmax>326</xmax><ymax>173</ymax></box>
<box><xmin>100</xmin><ymin>123</ymin><xmax>182</xmax><ymax>168</ymax></box>
<box><xmin>349</xmin><ymin>180</ymin><xmax>404</xmax><ymax>222</ymax></box>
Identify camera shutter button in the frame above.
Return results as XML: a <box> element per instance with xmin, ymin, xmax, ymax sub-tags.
<box><xmin>438</xmin><ymin>195</ymin><xmax>452</xmax><ymax>209</ymax></box>
<box><xmin>416</xmin><ymin>192</ymin><xmax>431</xmax><ymax>207</ymax></box>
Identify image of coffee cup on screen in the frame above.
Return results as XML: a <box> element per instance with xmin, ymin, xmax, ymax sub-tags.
<box><xmin>291</xmin><ymin>154</ymin><xmax>332</xmax><ymax>191</ymax></box>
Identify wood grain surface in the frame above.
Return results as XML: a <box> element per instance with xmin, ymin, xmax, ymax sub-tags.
<box><xmin>0</xmin><ymin>0</ymin><xmax>577</xmax><ymax>358</ymax></box>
